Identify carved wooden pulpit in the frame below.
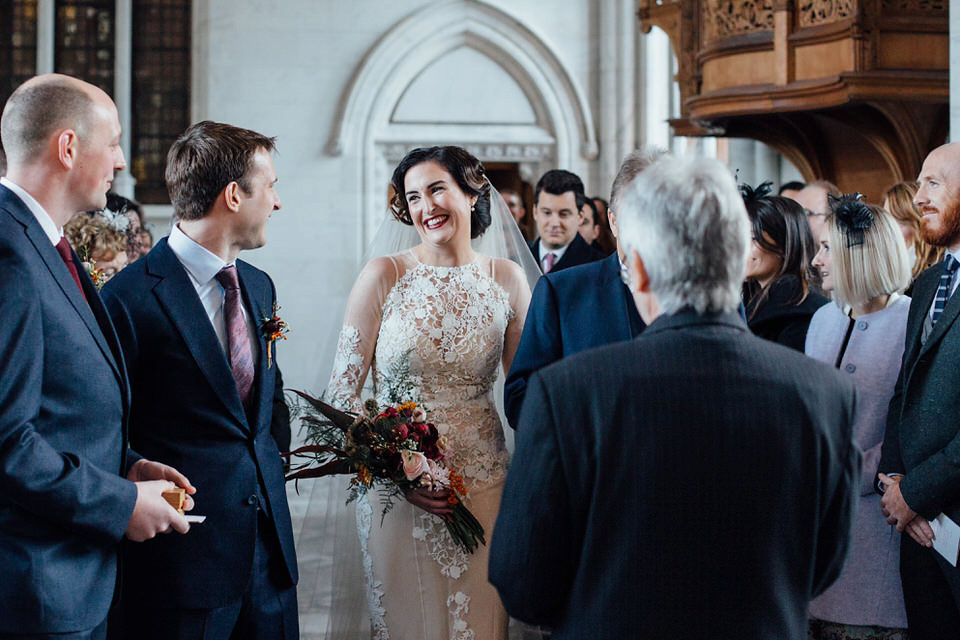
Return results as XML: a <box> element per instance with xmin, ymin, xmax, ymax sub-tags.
<box><xmin>638</xmin><ymin>0</ymin><xmax>949</xmax><ymax>200</ymax></box>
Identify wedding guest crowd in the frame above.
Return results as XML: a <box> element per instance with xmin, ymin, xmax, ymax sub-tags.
<box><xmin>6</xmin><ymin>69</ymin><xmax>960</xmax><ymax>640</ymax></box>
<box><xmin>492</xmin><ymin>154</ymin><xmax>860</xmax><ymax>640</ymax></box>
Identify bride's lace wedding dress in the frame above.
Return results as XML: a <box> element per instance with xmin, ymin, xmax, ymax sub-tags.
<box><xmin>326</xmin><ymin>249</ymin><xmax>528</xmax><ymax>640</ymax></box>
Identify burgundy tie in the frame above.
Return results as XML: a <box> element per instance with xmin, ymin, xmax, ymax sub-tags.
<box><xmin>543</xmin><ymin>252</ymin><xmax>556</xmax><ymax>273</ymax></box>
<box><xmin>215</xmin><ymin>266</ymin><xmax>255</xmax><ymax>407</ymax></box>
<box><xmin>55</xmin><ymin>237</ymin><xmax>87</xmax><ymax>301</ymax></box>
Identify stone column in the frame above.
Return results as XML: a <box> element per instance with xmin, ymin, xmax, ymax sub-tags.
<box><xmin>112</xmin><ymin>0</ymin><xmax>136</xmax><ymax>197</ymax></box>
<box><xmin>597</xmin><ymin>0</ymin><xmax>638</xmax><ymax>194</ymax></box>
<box><xmin>952</xmin><ymin>0</ymin><xmax>959</xmax><ymax>142</ymax></box>
<box><xmin>36</xmin><ymin>0</ymin><xmax>54</xmax><ymax>73</ymax></box>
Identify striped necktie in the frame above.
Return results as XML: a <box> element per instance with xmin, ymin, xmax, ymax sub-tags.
<box><xmin>931</xmin><ymin>254</ymin><xmax>959</xmax><ymax>325</ymax></box>
<box><xmin>215</xmin><ymin>266</ymin><xmax>255</xmax><ymax>407</ymax></box>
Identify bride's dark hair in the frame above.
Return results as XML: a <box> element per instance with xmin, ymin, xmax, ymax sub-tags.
<box><xmin>390</xmin><ymin>146</ymin><xmax>492</xmax><ymax>239</ymax></box>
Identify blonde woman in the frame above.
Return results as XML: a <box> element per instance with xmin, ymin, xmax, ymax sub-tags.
<box><xmin>806</xmin><ymin>195</ymin><xmax>911</xmax><ymax>640</ymax></box>
<box><xmin>884</xmin><ymin>180</ymin><xmax>944</xmax><ymax>284</ymax></box>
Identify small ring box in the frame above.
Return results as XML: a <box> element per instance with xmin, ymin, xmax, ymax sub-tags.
<box><xmin>161</xmin><ymin>487</ymin><xmax>186</xmax><ymax>514</ymax></box>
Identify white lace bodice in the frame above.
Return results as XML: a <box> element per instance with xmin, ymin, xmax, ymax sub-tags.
<box><xmin>327</xmin><ymin>250</ymin><xmax>528</xmax><ymax>489</ymax></box>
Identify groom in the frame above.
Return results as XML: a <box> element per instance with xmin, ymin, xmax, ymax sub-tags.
<box><xmin>101</xmin><ymin>121</ymin><xmax>298</xmax><ymax>639</ymax></box>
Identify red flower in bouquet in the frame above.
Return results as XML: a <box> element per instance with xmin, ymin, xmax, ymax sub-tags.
<box><xmin>284</xmin><ymin>391</ymin><xmax>485</xmax><ymax>553</ymax></box>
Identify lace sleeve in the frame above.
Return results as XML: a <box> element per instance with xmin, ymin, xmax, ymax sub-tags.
<box><xmin>325</xmin><ymin>256</ymin><xmax>400</xmax><ymax>412</ymax></box>
<box><xmin>493</xmin><ymin>257</ymin><xmax>532</xmax><ymax>376</ymax></box>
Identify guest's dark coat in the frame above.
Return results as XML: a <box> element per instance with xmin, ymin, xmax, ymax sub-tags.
<box><xmin>0</xmin><ymin>184</ymin><xmax>137</xmax><ymax>634</ymax></box>
<box><xmin>527</xmin><ymin>232</ymin><xmax>603</xmax><ymax>273</ymax></box>
<box><xmin>101</xmin><ymin>238</ymin><xmax>297</xmax><ymax>610</ymax></box>
<box><xmin>745</xmin><ymin>274</ymin><xmax>828</xmax><ymax>351</ymax></box>
<box><xmin>491</xmin><ymin>309</ymin><xmax>861</xmax><ymax>640</ymax></box>
<box><xmin>504</xmin><ymin>252</ymin><xmax>643</xmax><ymax>428</ymax></box>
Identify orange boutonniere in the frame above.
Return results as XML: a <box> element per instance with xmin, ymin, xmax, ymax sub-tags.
<box><xmin>259</xmin><ymin>302</ymin><xmax>289</xmax><ymax>369</ymax></box>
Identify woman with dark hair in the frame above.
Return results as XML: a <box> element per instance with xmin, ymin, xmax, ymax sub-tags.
<box><xmin>324</xmin><ymin>146</ymin><xmax>534</xmax><ymax>639</ymax></box>
<box><xmin>741</xmin><ymin>181</ymin><xmax>828</xmax><ymax>350</ymax></box>
<box><xmin>805</xmin><ymin>195</ymin><xmax>911</xmax><ymax>639</ymax></box>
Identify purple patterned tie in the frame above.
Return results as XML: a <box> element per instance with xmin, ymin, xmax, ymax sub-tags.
<box><xmin>215</xmin><ymin>266</ymin><xmax>254</xmax><ymax>407</ymax></box>
<box><xmin>543</xmin><ymin>252</ymin><xmax>556</xmax><ymax>273</ymax></box>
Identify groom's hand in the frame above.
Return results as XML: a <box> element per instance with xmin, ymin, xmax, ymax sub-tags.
<box><xmin>125</xmin><ymin>480</ymin><xmax>190</xmax><ymax>541</ymax></box>
<box><xmin>127</xmin><ymin>458</ymin><xmax>197</xmax><ymax>511</ymax></box>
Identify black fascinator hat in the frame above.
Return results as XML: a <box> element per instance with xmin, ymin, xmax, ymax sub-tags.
<box><xmin>828</xmin><ymin>192</ymin><xmax>872</xmax><ymax>247</ymax></box>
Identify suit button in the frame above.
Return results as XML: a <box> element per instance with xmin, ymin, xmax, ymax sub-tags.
<box><xmin>857</xmin><ymin>320</ymin><xmax>868</xmax><ymax>330</ymax></box>
<box><xmin>246</xmin><ymin>495</ymin><xmax>258</xmax><ymax>506</ymax></box>
<box><xmin>845</xmin><ymin>363</ymin><xmax>856</xmax><ymax>373</ymax></box>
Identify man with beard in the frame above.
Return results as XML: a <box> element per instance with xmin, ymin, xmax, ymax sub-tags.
<box><xmin>879</xmin><ymin>141</ymin><xmax>960</xmax><ymax>639</ymax></box>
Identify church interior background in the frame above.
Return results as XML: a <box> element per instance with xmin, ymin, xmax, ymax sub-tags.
<box><xmin>1</xmin><ymin>1</ymin><xmax>953</xmax><ymax>637</ymax></box>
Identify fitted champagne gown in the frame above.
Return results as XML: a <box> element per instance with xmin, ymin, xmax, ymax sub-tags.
<box><xmin>327</xmin><ymin>250</ymin><xmax>527</xmax><ymax>640</ymax></box>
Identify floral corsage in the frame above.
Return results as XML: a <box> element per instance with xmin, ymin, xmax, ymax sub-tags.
<box><xmin>259</xmin><ymin>302</ymin><xmax>289</xmax><ymax>368</ymax></box>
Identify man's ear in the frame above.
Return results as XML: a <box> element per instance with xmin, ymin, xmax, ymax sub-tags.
<box><xmin>607</xmin><ymin>208</ymin><xmax>619</xmax><ymax>239</ymax></box>
<box><xmin>630</xmin><ymin>250</ymin><xmax>651</xmax><ymax>294</ymax></box>
<box><xmin>56</xmin><ymin>129</ymin><xmax>78</xmax><ymax>170</ymax></box>
<box><xmin>222</xmin><ymin>181</ymin><xmax>242</xmax><ymax>212</ymax></box>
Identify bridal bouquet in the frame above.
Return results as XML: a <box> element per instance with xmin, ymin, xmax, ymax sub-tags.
<box><xmin>285</xmin><ymin>391</ymin><xmax>486</xmax><ymax>553</ymax></box>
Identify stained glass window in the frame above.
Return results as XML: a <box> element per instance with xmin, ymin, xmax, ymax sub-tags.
<box><xmin>55</xmin><ymin>0</ymin><xmax>114</xmax><ymax>95</ymax></box>
<box><xmin>0</xmin><ymin>0</ymin><xmax>38</xmax><ymax>108</ymax></box>
<box><xmin>132</xmin><ymin>0</ymin><xmax>191</xmax><ymax>203</ymax></box>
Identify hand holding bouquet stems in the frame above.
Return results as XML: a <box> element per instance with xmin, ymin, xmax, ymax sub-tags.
<box><xmin>284</xmin><ymin>390</ymin><xmax>486</xmax><ymax>553</ymax></box>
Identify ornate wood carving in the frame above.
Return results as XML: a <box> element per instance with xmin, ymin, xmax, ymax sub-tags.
<box><xmin>639</xmin><ymin>0</ymin><xmax>949</xmax><ymax>201</ymax></box>
<box><xmin>701</xmin><ymin>1</ymin><xmax>774</xmax><ymax>44</ymax></box>
<box><xmin>880</xmin><ymin>0</ymin><xmax>946</xmax><ymax>14</ymax></box>
<box><xmin>797</xmin><ymin>0</ymin><xmax>855</xmax><ymax>28</ymax></box>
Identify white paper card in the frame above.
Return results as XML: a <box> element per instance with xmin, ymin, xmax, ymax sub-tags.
<box><xmin>930</xmin><ymin>513</ymin><xmax>960</xmax><ymax>567</ymax></box>
<box><xmin>184</xmin><ymin>515</ymin><xmax>206</xmax><ymax>524</ymax></box>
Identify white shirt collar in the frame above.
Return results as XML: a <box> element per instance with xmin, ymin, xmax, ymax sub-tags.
<box><xmin>0</xmin><ymin>176</ymin><xmax>61</xmax><ymax>245</ymax></box>
<box><xmin>538</xmin><ymin>238</ymin><xmax>571</xmax><ymax>264</ymax></box>
<box><xmin>167</xmin><ymin>223</ymin><xmax>230</xmax><ymax>285</ymax></box>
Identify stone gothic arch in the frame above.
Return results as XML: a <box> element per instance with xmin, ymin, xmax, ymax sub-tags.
<box><xmin>325</xmin><ymin>0</ymin><xmax>598</xmax><ymax>244</ymax></box>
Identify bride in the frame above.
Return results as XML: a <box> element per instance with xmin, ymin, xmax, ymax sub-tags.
<box><xmin>325</xmin><ymin>146</ymin><xmax>535</xmax><ymax>639</ymax></box>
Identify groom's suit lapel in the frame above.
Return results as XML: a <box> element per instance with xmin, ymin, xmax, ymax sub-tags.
<box><xmin>148</xmin><ymin>239</ymin><xmax>250</xmax><ymax>432</ymax></box>
<box><xmin>237</xmin><ymin>260</ymin><xmax>272</xmax><ymax>435</ymax></box>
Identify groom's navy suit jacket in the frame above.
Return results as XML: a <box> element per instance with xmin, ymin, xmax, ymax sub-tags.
<box><xmin>102</xmin><ymin>238</ymin><xmax>297</xmax><ymax>610</ymax></box>
<box><xmin>504</xmin><ymin>252</ymin><xmax>643</xmax><ymax>428</ymax></box>
<box><xmin>491</xmin><ymin>310</ymin><xmax>861</xmax><ymax>640</ymax></box>
<box><xmin>0</xmin><ymin>184</ymin><xmax>137</xmax><ymax>634</ymax></box>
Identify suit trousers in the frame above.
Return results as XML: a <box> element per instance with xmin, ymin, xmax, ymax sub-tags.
<box><xmin>116</xmin><ymin>510</ymin><xmax>297</xmax><ymax>640</ymax></box>
<box><xmin>900</xmin><ymin>534</ymin><xmax>960</xmax><ymax>639</ymax></box>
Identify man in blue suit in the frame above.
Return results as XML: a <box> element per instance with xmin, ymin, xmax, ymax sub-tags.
<box><xmin>504</xmin><ymin>150</ymin><xmax>657</xmax><ymax>428</ymax></box>
<box><xmin>0</xmin><ymin>74</ymin><xmax>194</xmax><ymax>639</ymax></box>
<box><xmin>490</xmin><ymin>154</ymin><xmax>861</xmax><ymax>640</ymax></box>
<box><xmin>101</xmin><ymin>121</ymin><xmax>298</xmax><ymax>639</ymax></box>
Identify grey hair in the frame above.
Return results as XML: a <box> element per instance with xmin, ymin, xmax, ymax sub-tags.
<box><xmin>618</xmin><ymin>155</ymin><xmax>750</xmax><ymax>315</ymax></box>
<box><xmin>609</xmin><ymin>147</ymin><xmax>667</xmax><ymax>213</ymax></box>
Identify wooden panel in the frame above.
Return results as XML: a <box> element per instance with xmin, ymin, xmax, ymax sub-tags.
<box><xmin>701</xmin><ymin>51</ymin><xmax>776</xmax><ymax>92</ymax></box>
<box><xmin>876</xmin><ymin>33</ymin><xmax>949</xmax><ymax>70</ymax></box>
<box><xmin>793</xmin><ymin>41</ymin><xmax>854</xmax><ymax>80</ymax></box>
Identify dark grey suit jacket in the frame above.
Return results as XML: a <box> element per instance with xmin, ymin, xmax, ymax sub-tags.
<box><xmin>0</xmin><ymin>184</ymin><xmax>137</xmax><ymax>633</ymax></box>
<box><xmin>491</xmin><ymin>309</ymin><xmax>861</xmax><ymax>640</ymax></box>
<box><xmin>880</xmin><ymin>260</ymin><xmax>960</xmax><ymax>524</ymax></box>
